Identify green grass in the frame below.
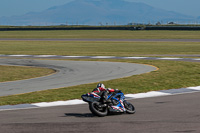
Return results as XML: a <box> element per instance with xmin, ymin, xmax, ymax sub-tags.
<box><xmin>0</xmin><ymin>30</ymin><xmax>200</xmax><ymax>39</ymax></box>
<box><xmin>0</xmin><ymin>65</ymin><xmax>55</xmax><ymax>82</ymax></box>
<box><xmin>0</xmin><ymin>30</ymin><xmax>200</xmax><ymax>105</ymax></box>
<box><xmin>0</xmin><ymin>41</ymin><xmax>200</xmax><ymax>56</ymax></box>
<box><xmin>0</xmin><ymin>59</ymin><xmax>199</xmax><ymax>105</ymax></box>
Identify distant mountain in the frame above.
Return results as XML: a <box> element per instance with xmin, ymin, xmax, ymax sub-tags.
<box><xmin>0</xmin><ymin>0</ymin><xmax>196</xmax><ymax>26</ymax></box>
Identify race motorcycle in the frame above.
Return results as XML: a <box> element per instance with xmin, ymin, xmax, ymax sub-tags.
<box><xmin>81</xmin><ymin>90</ymin><xmax>135</xmax><ymax>117</ymax></box>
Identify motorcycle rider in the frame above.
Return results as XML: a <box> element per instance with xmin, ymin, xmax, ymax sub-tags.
<box><xmin>92</xmin><ymin>83</ymin><xmax>121</xmax><ymax>103</ymax></box>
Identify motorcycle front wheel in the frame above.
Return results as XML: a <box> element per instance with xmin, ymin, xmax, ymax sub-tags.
<box><xmin>89</xmin><ymin>102</ymin><xmax>108</xmax><ymax>117</ymax></box>
<box><xmin>124</xmin><ymin>100</ymin><xmax>136</xmax><ymax>114</ymax></box>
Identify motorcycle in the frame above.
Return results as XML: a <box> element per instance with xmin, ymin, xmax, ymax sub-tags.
<box><xmin>81</xmin><ymin>90</ymin><xmax>135</xmax><ymax>117</ymax></box>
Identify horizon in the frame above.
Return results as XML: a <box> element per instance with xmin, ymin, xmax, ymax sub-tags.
<box><xmin>0</xmin><ymin>0</ymin><xmax>199</xmax><ymax>18</ymax></box>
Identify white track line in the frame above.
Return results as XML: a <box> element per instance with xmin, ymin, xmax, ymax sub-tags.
<box><xmin>34</xmin><ymin>55</ymin><xmax>58</xmax><ymax>57</ymax></box>
<box><xmin>8</xmin><ymin>55</ymin><xmax>32</xmax><ymax>57</ymax></box>
<box><xmin>1</xmin><ymin>86</ymin><xmax>200</xmax><ymax>111</ymax></box>
<box><xmin>0</xmin><ymin>55</ymin><xmax>200</xmax><ymax>61</ymax></box>
<box><xmin>91</xmin><ymin>56</ymin><xmax>116</xmax><ymax>59</ymax></box>
<box><xmin>157</xmin><ymin>57</ymin><xmax>182</xmax><ymax>60</ymax></box>
<box><xmin>123</xmin><ymin>57</ymin><xmax>148</xmax><ymax>59</ymax></box>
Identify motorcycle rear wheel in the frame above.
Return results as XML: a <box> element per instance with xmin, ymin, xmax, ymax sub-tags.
<box><xmin>89</xmin><ymin>102</ymin><xmax>108</xmax><ymax>117</ymax></box>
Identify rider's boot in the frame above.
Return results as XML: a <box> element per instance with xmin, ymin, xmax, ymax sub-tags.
<box><xmin>102</xmin><ymin>94</ymin><xmax>111</xmax><ymax>103</ymax></box>
<box><xmin>103</xmin><ymin>98</ymin><xmax>111</xmax><ymax>103</ymax></box>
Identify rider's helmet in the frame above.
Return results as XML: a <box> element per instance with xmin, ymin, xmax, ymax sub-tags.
<box><xmin>97</xmin><ymin>83</ymin><xmax>105</xmax><ymax>89</ymax></box>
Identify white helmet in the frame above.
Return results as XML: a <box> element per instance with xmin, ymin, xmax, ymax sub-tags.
<box><xmin>97</xmin><ymin>83</ymin><xmax>105</xmax><ymax>89</ymax></box>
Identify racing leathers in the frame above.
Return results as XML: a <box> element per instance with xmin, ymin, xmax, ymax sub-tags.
<box><xmin>92</xmin><ymin>87</ymin><xmax>120</xmax><ymax>103</ymax></box>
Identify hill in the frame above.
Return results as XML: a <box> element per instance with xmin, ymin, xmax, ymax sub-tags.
<box><xmin>0</xmin><ymin>0</ymin><xmax>196</xmax><ymax>26</ymax></box>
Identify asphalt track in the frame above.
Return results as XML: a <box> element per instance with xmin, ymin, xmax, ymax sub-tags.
<box><xmin>0</xmin><ymin>58</ymin><xmax>156</xmax><ymax>96</ymax></box>
<box><xmin>0</xmin><ymin>54</ymin><xmax>200</xmax><ymax>132</ymax></box>
<box><xmin>0</xmin><ymin>92</ymin><xmax>200</xmax><ymax>133</ymax></box>
<box><xmin>0</xmin><ymin>56</ymin><xmax>199</xmax><ymax>133</ymax></box>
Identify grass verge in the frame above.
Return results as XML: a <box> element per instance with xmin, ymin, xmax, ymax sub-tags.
<box><xmin>0</xmin><ymin>41</ymin><xmax>200</xmax><ymax>56</ymax></box>
<box><xmin>0</xmin><ymin>65</ymin><xmax>55</xmax><ymax>82</ymax></box>
<box><xmin>0</xmin><ymin>30</ymin><xmax>199</xmax><ymax>105</ymax></box>
<box><xmin>0</xmin><ymin>59</ymin><xmax>199</xmax><ymax>105</ymax></box>
<box><xmin>0</xmin><ymin>30</ymin><xmax>200</xmax><ymax>39</ymax></box>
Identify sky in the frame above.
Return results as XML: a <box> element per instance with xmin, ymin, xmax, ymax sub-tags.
<box><xmin>0</xmin><ymin>0</ymin><xmax>199</xmax><ymax>18</ymax></box>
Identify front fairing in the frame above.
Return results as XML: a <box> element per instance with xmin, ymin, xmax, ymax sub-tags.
<box><xmin>108</xmin><ymin>92</ymin><xmax>126</xmax><ymax>112</ymax></box>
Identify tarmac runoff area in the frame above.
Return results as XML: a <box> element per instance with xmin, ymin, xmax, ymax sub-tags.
<box><xmin>0</xmin><ymin>55</ymin><xmax>200</xmax><ymax>111</ymax></box>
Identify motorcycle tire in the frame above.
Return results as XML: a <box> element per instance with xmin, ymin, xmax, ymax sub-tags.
<box><xmin>124</xmin><ymin>101</ymin><xmax>136</xmax><ymax>114</ymax></box>
<box><xmin>89</xmin><ymin>102</ymin><xmax>108</xmax><ymax>117</ymax></box>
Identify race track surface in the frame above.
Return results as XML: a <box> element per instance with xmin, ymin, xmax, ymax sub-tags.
<box><xmin>0</xmin><ymin>58</ymin><xmax>156</xmax><ymax>96</ymax></box>
<box><xmin>0</xmin><ymin>92</ymin><xmax>200</xmax><ymax>133</ymax></box>
<box><xmin>0</xmin><ymin>55</ymin><xmax>199</xmax><ymax>133</ymax></box>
